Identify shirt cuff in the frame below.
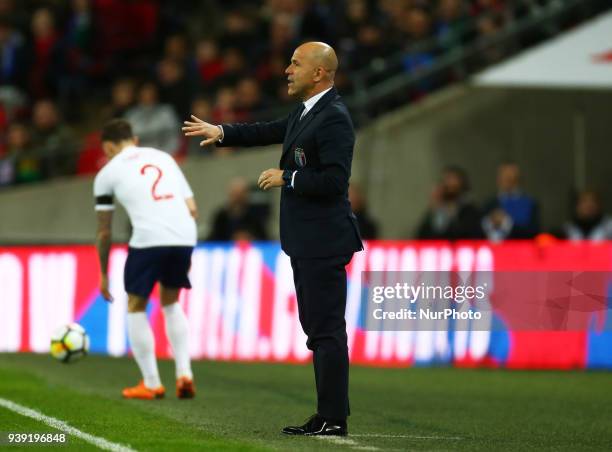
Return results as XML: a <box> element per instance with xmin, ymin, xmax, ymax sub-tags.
<box><xmin>217</xmin><ymin>125</ymin><xmax>224</xmax><ymax>143</ymax></box>
<box><xmin>291</xmin><ymin>170</ymin><xmax>297</xmax><ymax>188</ymax></box>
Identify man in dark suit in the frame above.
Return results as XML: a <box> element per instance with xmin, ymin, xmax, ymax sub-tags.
<box><xmin>183</xmin><ymin>42</ymin><xmax>363</xmax><ymax>436</ymax></box>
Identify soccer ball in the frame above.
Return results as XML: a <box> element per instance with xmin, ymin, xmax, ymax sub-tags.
<box><xmin>50</xmin><ymin>323</ymin><xmax>90</xmax><ymax>363</ymax></box>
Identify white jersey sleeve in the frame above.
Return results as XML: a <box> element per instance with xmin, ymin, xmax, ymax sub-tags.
<box><xmin>93</xmin><ymin>167</ymin><xmax>115</xmax><ymax>211</ymax></box>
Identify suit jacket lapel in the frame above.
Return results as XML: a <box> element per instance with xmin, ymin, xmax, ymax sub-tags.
<box><xmin>282</xmin><ymin>87</ymin><xmax>339</xmax><ymax>159</ymax></box>
<box><xmin>286</xmin><ymin>105</ymin><xmax>302</xmax><ymax>144</ymax></box>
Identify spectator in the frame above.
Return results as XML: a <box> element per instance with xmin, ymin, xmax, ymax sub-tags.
<box><xmin>417</xmin><ymin>166</ymin><xmax>483</xmax><ymax>240</ymax></box>
<box><xmin>560</xmin><ymin>190</ymin><xmax>612</xmax><ymax>241</ymax></box>
<box><xmin>435</xmin><ymin>0</ymin><xmax>472</xmax><ymax>52</ymax></box>
<box><xmin>349</xmin><ymin>23</ymin><xmax>387</xmax><ymax>71</ymax></box>
<box><xmin>378</xmin><ymin>0</ymin><xmax>407</xmax><ymax>19</ymax></box>
<box><xmin>186</xmin><ymin>96</ymin><xmax>214</xmax><ymax>155</ymax></box>
<box><xmin>219</xmin><ymin>9</ymin><xmax>260</xmax><ymax>53</ymax></box>
<box><xmin>124</xmin><ymin>82</ymin><xmax>180</xmax><ymax>154</ymax></box>
<box><xmin>296</xmin><ymin>0</ymin><xmax>336</xmax><ymax>44</ymax></box>
<box><xmin>337</xmin><ymin>0</ymin><xmax>395</xmax><ymax>71</ymax></box>
<box><xmin>349</xmin><ymin>183</ymin><xmax>379</xmax><ymax>240</ymax></box>
<box><xmin>93</xmin><ymin>0</ymin><xmax>160</xmax><ymax>75</ymax></box>
<box><xmin>31</xmin><ymin>99</ymin><xmax>76</xmax><ymax>178</ymax></box>
<box><xmin>211</xmin><ymin>85</ymin><xmax>239</xmax><ymax>125</ymax></box>
<box><xmin>401</xmin><ymin>6</ymin><xmax>434</xmax><ymax>43</ymax></box>
<box><xmin>156</xmin><ymin>57</ymin><xmax>196</xmax><ymax>118</ymax></box>
<box><xmin>105</xmin><ymin>78</ymin><xmax>137</xmax><ymax>119</ymax></box>
<box><xmin>0</xmin><ymin>15</ymin><xmax>29</xmax><ymax>89</ymax></box>
<box><xmin>195</xmin><ymin>39</ymin><xmax>225</xmax><ymax>85</ymax></box>
<box><xmin>163</xmin><ymin>33</ymin><xmax>191</xmax><ymax>66</ymax></box>
<box><xmin>474</xmin><ymin>12</ymin><xmax>510</xmax><ymax>66</ymax></box>
<box><xmin>6</xmin><ymin>122</ymin><xmax>44</xmax><ymax>184</ymax></box>
<box><xmin>401</xmin><ymin>7</ymin><xmax>436</xmax><ymax>97</ymax></box>
<box><xmin>55</xmin><ymin>0</ymin><xmax>96</xmax><ymax>116</ymax></box>
<box><xmin>482</xmin><ymin>162</ymin><xmax>540</xmax><ymax>241</ymax></box>
<box><xmin>265</xmin><ymin>13</ymin><xmax>296</xmax><ymax>64</ymax></box>
<box><xmin>257</xmin><ymin>52</ymin><xmax>292</xmax><ymax>102</ymax></box>
<box><xmin>339</xmin><ymin>0</ymin><xmax>369</xmax><ymax>40</ymax></box>
<box><xmin>235</xmin><ymin>76</ymin><xmax>270</xmax><ymax>119</ymax></box>
<box><xmin>0</xmin><ymin>103</ymin><xmax>5</xmax><ymax>135</ymax></box>
<box><xmin>207</xmin><ymin>177</ymin><xmax>269</xmax><ymax>241</ymax></box>
<box><xmin>29</xmin><ymin>8</ymin><xmax>60</xmax><ymax>99</ymax></box>
<box><xmin>220</xmin><ymin>47</ymin><xmax>248</xmax><ymax>85</ymax></box>
<box><xmin>0</xmin><ymin>85</ymin><xmax>27</xmax><ymax>127</ymax></box>
<box><xmin>0</xmin><ymin>0</ymin><xmax>28</xmax><ymax>31</ymax></box>
<box><xmin>75</xmin><ymin>131</ymin><xmax>105</xmax><ymax>176</ymax></box>
<box><xmin>0</xmin><ymin>126</ymin><xmax>16</xmax><ymax>186</ymax></box>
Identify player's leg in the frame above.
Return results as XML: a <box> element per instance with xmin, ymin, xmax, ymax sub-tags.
<box><xmin>122</xmin><ymin>247</ymin><xmax>164</xmax><ymax>399</ymax></box>
<box><xmin>160</xmin><ymin>285</ymin><xmax>194</xmax><ymax>390</ymax></box>
<box><xmin>159</xmin><ymin>246</ymin><xmax>195</xmax><ymax>398</ymax></box>
<box><xmin>123</xmin><ymin>294</ymin><xmax>165</xmax><ymax>399</ymax></box>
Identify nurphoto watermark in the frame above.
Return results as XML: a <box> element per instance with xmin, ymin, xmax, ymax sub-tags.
<box><xmin>362</xmin><ymin>271</ymin><xmax>611</xmax><ymax>332</ymax></box>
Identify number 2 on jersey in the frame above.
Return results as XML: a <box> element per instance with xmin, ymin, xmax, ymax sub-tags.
<box><xmin>140</xmin><ymin>164</ymin><xmax>175</xmax><ymax>201</ymax></box>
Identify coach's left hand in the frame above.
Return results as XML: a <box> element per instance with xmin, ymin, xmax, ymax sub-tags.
<box><xmin>258</xmin><ymin>168</ymin><xmax>284</xmax><ymax>190</ymax></box>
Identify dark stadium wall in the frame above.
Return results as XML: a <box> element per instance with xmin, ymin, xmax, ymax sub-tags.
<box><xmin>0</xmin><ymin>84</ymin><xmax>611</xmax><ymax>242</ymax></box>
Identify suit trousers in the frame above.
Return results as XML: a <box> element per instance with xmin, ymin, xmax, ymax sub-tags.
<box><xmin>290</xmin><ymin>254</ymin><xmax>353</xmax><ymax>420</ymax></box>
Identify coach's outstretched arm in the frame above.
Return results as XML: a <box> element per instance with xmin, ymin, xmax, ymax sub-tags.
<box><xmin>183</xmin><ymin>115</ymin><xmax>288</xmax><ymax>148</ymax></box>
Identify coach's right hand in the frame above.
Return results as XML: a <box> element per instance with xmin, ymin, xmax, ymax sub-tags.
<box><xmin>182</xmin><ymin>115</ymin><xmax>223</xmax><ymax>146</ymax></box>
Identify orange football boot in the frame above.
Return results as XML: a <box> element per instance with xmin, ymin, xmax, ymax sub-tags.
<box><xmin>122</xmin><ymin>381</ymin><xmax>165</xmax><ymax>400</ymax></box>
<box><xmin>176</xmin><ymin>376</ymin><xmax>195</xmax><ymax>399</ymax></box>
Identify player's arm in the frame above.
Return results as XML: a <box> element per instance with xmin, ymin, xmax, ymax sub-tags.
<box><xmin>186</xmin><ymin>196</ymin><xmax>198</xmax><ymax>219</ymax></box>
<box><xmin>96</xmin><ymin>210</ymin><xmax>114</xmax><ymax>302</ymax></box>
<box><xmin>94</xmin><ymin>170</ymin><xmax>115</xmax><ymax>302</ymax></box>
<box><xmin>169</xmin><ymin>156</ymin><xmax>198</xmax><ymax>220</ymax></box>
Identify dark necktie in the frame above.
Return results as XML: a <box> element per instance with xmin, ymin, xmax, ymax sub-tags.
<box><xmin>298</xmin><ymin>104</ymin><xmax>307</xmax><ymax>121</ymax></box>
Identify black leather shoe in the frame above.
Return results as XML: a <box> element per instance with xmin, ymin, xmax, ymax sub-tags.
<box><xmin>282</xmin><ymin>414</ymin><xmax>347</xmax><ymax>436</ymax></box>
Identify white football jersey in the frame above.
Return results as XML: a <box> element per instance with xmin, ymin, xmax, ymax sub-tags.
<box><xmin>94</xmin><ymin>145</ymin><xmax>197</xmax><ymax>248</ymax></box>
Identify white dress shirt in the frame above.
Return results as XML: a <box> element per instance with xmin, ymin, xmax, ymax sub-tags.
<box><xmin>300</xmin><ymin>86</ymin><xmax>333</xmax><ymax>120</ymax></box>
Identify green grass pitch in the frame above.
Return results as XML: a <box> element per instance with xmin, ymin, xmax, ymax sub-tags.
<box><xmin>1</xmin><ymin>353</ymin><xmax>611</xmax><ymax>451</ymax></box>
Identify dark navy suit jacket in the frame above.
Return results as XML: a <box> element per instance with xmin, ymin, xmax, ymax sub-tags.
<box><xmin>219</xmin><ymin>87</ymin><xmax>363</xmax><ymax>258</ymax></box>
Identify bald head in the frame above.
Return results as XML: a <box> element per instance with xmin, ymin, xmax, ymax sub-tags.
<box><xmin>285</xmin><ymin>41</ymin><xmax>338</xmax><ymax>100</ymax></box>
<box><xmin>298</xmin><ymin>41</ymin><xmax>338</xmax><ymax>76</ymax></box>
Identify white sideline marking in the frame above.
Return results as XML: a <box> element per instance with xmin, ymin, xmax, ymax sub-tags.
<box><xmin>353</xmin><ymin>433</ymin><xmax>463</xmax><ymax>440</ymax></box>
<box><xmin>316</xmin><ymin>436</ymin><xmax>380</xmax><ymax>450</ymax></box>
<box><xmin>0</xmin><ymin>397</ymin><xmax>137</xmax><ymax>452</ymax></box>
<box><xmin>316</xmin><ymin>432</ymin><xmax>463</xmax><ymax>450</ymax></box>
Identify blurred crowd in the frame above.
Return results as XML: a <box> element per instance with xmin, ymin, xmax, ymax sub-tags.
<box><xmin>415</xmin><ymin>163</ymin><xmax>612</xmax><ymax>242</ymax></box>
<box><xmin>0</xmin><ymin>0</ymin><xmax>567</xmax><ymax>187</ymax></box>
<box><xmin>2</xmin><ymin>0</ymin><xmax>604</xmax><ymax>243</ymax></box>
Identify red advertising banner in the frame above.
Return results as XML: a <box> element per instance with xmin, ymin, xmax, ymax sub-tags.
<box><xmin>1</xmin><ymin>241</ymin><xmax>611</xmax><ymax>369</ymax></box>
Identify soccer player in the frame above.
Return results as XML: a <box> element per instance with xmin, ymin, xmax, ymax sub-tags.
<box><xmin>94</xmin><ymin>119</ymin><xmax>197</xmax><ymax>400</ymax></box>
